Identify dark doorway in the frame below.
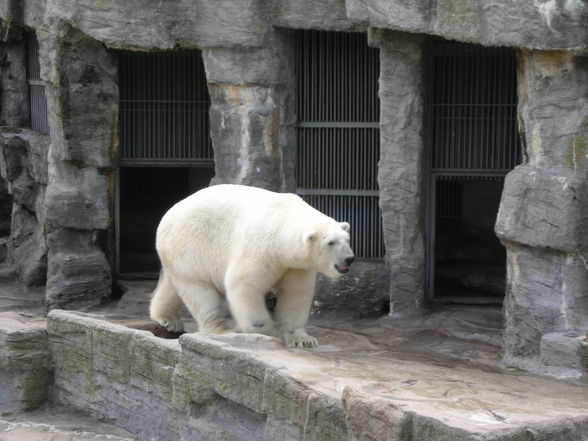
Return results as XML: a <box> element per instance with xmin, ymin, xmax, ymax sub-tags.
<box><xmin>118</xmin><ymin>167</ymin><xmax>214</xmax><ymax>275</ymax></box>
<box><xmin>425</xmin><ymin>40</ymin><xmax>521</xmax><ymax>303</ymax></box>
<box><xmin>116</xmin><ymin>50</ymin><xmax>213</xmax><ymax>277</ymax></box>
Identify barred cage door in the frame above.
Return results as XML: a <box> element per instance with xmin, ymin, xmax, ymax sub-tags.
<box><xmin>296</xmin><ymin>31</ymin><xmax>384</xmax><ymax>259</ymax></box>
<box><xmin>26</xmin><ymin>33</ymin><xmax>49</xmax><ymax>134</ymax></box>
<box><xmin>117</xmin><ymin>50</ymin><xmax>214</xmax><ymax>275</ymax></box>
<box><xmin>425</xmin><ymin>40</ymin><xmax>521</xmax><ymax>301</ymax></box>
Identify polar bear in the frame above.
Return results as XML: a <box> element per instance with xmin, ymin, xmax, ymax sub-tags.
<box><xmin>149</xmin><ymin>184</ymin><xmax>354</xmax><ymax>348</ymax></box>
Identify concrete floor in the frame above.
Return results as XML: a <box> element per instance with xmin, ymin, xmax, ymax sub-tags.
<box><xmin>2</xmin><ymin>274</ymin><xmax>588</xmax><ymax>440</ymax></box>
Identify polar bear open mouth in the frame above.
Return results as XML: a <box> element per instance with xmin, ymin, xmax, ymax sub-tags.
<box><xmin>335</xmin><ymin>264</ymin><xmax>350</xmax><ymax>274</ymax></box>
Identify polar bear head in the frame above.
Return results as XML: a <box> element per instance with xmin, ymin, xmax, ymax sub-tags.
<box><xmin>306</xmin><ymin>221</ymin><xmax>355</xmax><ymax>278</ymax></box>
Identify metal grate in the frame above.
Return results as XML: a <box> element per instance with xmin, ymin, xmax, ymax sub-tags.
<box><xmin>425</xmin><ymin>40</ymin><xmax>520</xmax><ymax>300</ymax></box>
<box><xmin>296</xmin><ymin>30</ymin><xmax>384</xmax><ymax>259</ymax></box>
<box><xmin>27</xmin><ymin>33</ymin><xmax>49</xmax><ymax>134</ymax></box>
<box><xmin>118</xmin><ymin>50</ymin><xmax>212</xmax><ymax>165</ymax></box>
<box><xmin>429</xmin><ymin>42</ymin><xmax>520</xmax><ymax>172</ymax></box>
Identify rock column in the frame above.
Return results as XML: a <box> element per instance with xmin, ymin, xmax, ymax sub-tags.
<box><xmin>203</xmin><ymin>30</ymin><xmax>297</xmax><ymax>192</ymax></box>
<box><xmin>41</xmin><ymin>23</ymin><xmax>118</xmax><ymax>309</ymax></box>
<box><xmin>496</xmin><ymin>50</ymin><xmax>588</xmax><ymax>378</ymax></box>
<box><xmin>369</xmin><ymin>29</ymin><xmax>426</xmax><ymax>317</ymax></box>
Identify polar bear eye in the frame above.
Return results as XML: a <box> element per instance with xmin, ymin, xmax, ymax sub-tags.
<box><xmin>327</xmin><ymin>240</ymin><xmax>336</xmax><ymax>246</ymax></box>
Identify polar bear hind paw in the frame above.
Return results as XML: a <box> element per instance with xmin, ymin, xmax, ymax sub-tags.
<box><xmin>284</xmin><ymin>328</ymin><xmax>318</xmax><ymax>348</ymax></box>
<box><xmin>155</xmin><ymin>318</ymin><xmax>185</xmax><ymax>333</ymax></box>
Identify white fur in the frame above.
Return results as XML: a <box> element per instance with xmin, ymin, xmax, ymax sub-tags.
<box><xmin>149</xmin><ymin>184</ymin><xmax>354</xmax><ymax>347</ymax></box>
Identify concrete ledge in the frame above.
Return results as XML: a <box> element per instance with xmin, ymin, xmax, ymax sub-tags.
<box><xmin>0</xmin><ymin>312</ymin><xmax>51</xmax><ymax>415</ymax></box>
<box><xmin>45</xmin><ymin>310</ymin><xmax>588</xmax><ymax>441</ymax></box>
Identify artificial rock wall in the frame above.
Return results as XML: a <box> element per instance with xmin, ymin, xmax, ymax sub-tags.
<box><xmin>496</xmin><ymin>49</ymin><xmax>588</xmax><ymax>376</ymax></box>
<box><xmin>41</xmin><ymin>22</ymin><xmax>118</xmax><ymax>309</ymax></box>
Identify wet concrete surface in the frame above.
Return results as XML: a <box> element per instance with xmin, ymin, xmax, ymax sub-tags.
<box><xmin>0</xmin><ymin>409</ymin><xmax>140</xmax><ymax>441</ymax></box>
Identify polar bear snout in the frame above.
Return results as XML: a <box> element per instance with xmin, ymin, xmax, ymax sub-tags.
<box><xmin>335</xmin><ymin>255</ymin><xmax>355</xmax><ymax>274</ymax></box>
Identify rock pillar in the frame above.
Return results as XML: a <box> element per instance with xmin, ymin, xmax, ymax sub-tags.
<box><xmin>41</xmin><ymin>23</ymin><xmax>118</xmax><ymax>309</ymax></box>
<box><xmin>369</xmin><ymin>29</ymin><xmax>426</xmax><ymax>317</ymax></box>
<box><xmin>203</xmin><ymin>30</ymin><xmax>297</xmax><ymax>192</ymax></box>
<box><xmin>496</xmin><ymin>50</ymin><xmax>588</xmax><ymax>378</ymax></box>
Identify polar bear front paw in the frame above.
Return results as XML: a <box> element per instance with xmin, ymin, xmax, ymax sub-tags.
<box><xmin>284</xmin><ymin>328</ymin><xmax>318</xmax><ymax>348</ymax></box>
<box><xmin>155</xmin><ymin>318</ymin><xmax>185</xmax><ymax>333</ymax></box>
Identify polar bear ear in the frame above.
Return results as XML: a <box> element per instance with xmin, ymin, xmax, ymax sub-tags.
<box><xmin>339</xmin><ymin>222</ymin><xmax>350</xmax><ymax>232</ymax></box>
<box><xmin>305</xmin><ymin>231</ymin><xmax>317</xmax><ymax>243</ymax></box>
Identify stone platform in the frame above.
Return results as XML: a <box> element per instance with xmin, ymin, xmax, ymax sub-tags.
<box><xmin>1</xmin><ymin>279</ymin><xmax>587</xmax><ymax>440</ymax></box>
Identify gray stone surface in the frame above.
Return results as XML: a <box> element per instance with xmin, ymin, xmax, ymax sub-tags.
<box><xmin>38</xmin><ymin>22</ymin><xmax>117</xmax><ymax>307</ymax></box>
<box><xmin>0</xmin><ymin>312</ymin><xmax>50</xmax><ymax>415</ymax></box>
<box><xmin>313</xmin><ymin>261</ymin><xmax>390</xmax><ymax>318</ymax></box>
<box><xmin>271</xmin><ymin>0</ymin><xmax>359</xmax><ymax>31</ymax></box>
<box><xmin>23</xmin><ymin>0</ymin><xmax>588</xmax><ymax>51</ymax></box>
<box><xmin>44</xmin><ymin>161</ymin><xmax>109</xmax><ymax>230</ymax></box>
<box><xmin>44</xmin><ymin>0</ymin><xmax>271</xmax><ymax>50</ymax></box>
<box><xmin>0</xmin><ymin>409</ymin><xmax>143</xmax><ymax>441</ymax></box>
<box><xmin>496</xmin><ymin>165</ymin><xmax>587</xmax><ymax>253</ymax></box>
<box><xmin>46</xmin><ymin>229</ymin><xmax>111</xmax><ymax>309</ymax></box>
<box><xmin>0</xmin><ymin>41</ymin><xmax>28</xmax><ymax>127</ymax></box>
<box><xmin>204</xmin><ymin>29</ymin><xmax>296</xmax><ymax>192</ymax></box>
<box><xmin>498</xmin><ymin>48</ymin><xmax>588</xmax><ymax>377</ymax></box>
<box><xmin>8</xmin><ymin>204</ymin><xmax>46</xmax><ymax>285</ymax></box>
<box><xmin>347</xmin><ymin>0</ymin><xmax>588</xmax><ymax>49</ymax></box>
<box><xmin>0</xmin><ymin>129</ymin><xmax>48</xmax><ymax>286</ymax></box>
<box><xmin>203</xmin><ymin>29</ymin><xmax>295</xmax><ymax>87</ymax></box>
<box><xmin>41</xmin><ymin>23</ymin><xmax>118</xmax><ymax>170</ymax></box>
<box><xmin>44</xmin><ymin>310</ymin><xmax>588</xmax><ymax>441</ymax></box>
<box><xmin>370</xmin><ymin>29</ymin><xmax>425</xmax><ymax>317</ymax></box>
<box><xmin>517</xmin><ymin>50</ymin><xmax>588</xmax><ymax>172</ymax></box>
<box><xmin>48</xmin><ymin>310</ymin><xmax>183</xmax><ymax>441</ymax></box>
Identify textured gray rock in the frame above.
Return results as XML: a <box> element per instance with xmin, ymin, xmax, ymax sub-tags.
<box><xmin>517</xmin><ymin>50</ymin><xmax>588</xmax><ymax>171</ymax></box>
<box><xmin>8</xmin><ymin>204</ymin><xmax>46</xmax><ymax>285</ymax></box>
<box><xmin>502</xmin><ymin>243</ymin><xmax>588</xmax><ymax>376</ymax></box>
<box><xmin>271</xmin><ymin>0</ymin><xmax>359</xmax><ymax>31</ymax></box>
<box><xmin>44</xmin><ymin>161</ymin><xmax>109</xmax><ymax>230</ymax></box>
<box><xmin>48</xmin><ymin>311</ymin><xmax>180</xmax><ymax>440</ymax></box>
<box><xmin>0</xmin><ymin>312</ymin><xmax>50</xmax><ymax>415</ymax></box>
<box><xmin>46</xmin><ymin>229</ymin><xmax>111</xmax><ymax>309</ymax></box>
<box><xmin>0</xmin><ymin>129</ymin><xmax>48</xmax><ymax>285</ymax></box>
<box><xmin>37</xmin><ymin>0</ymin><xmax>588</xmax><ymax>51</ymax></box>
<box><xmin>313</xmin><ymin>261</ymin><xmax>390</xmax><ymax>318</ymax></box>
<box><xmin>496</xmin><ymin>165</ymin><xmax>587</xmax><ymax>253</ymax></box>
<box><xmin>347</xmin><ymin>0</ymin><xmax>588</xmax><ymax>49</ymax></box>
<box><xmin>38</xmin><ymin>22</ymin><xmax>117</xmax><ymax>306</ymax></box>
<box><xmin>44</xmin><ymin>0</ymin><xmax>271</xmax><ymax>50</ymax></box>
<box><xmin>498</xmin><ymin>48</ymin><xmax>588</xmax><ymax>378</ymax></box>
<box><xmin>203</xmin><ymin>30</ymin><xmax>295</xmax><ymax>87</ymax></box>
<box><xmin>0</xmin><ymin>41</ymin><xmax>28</xmax><ymax>127</ymax></box>
<box><xmin>540</xmin><ymin>332</ymin><xmax>588</xmax><ymax>377</ymax></box>
<box><xmin>208</xmin><ymin>85</ymin><xmax>296</xmax><ymax>191</ymax></box>
<box><xmin>370</xmin><ymin>29</ymin><xmax>425</xmax><ymax>317</ymax></box>
<box><xmin>45</xmin><ymin>311</ymin><xmax>588</xmax><ymax>441</ymax></box>
<box><xmin>41</xmin><ymin>23</ymin><xmax>118</xmax><ymax>170</ymax></box>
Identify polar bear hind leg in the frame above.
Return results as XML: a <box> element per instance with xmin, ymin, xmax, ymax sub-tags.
<box><xmin>173</xmin><ymin>278</ymin><xmax>231</xmax><ymax>334</ymax></box>
<box><xmin>150</xmin><ymin>270</ymin><xmax>185</xmax><ymax>333</ymax></box>
<box><xmin>274</xmin><ymin>269</ymin><xmax>318</xmax><ymax>348</ymax></box>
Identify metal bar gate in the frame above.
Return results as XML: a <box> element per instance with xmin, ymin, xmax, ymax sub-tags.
<box><xmin>27</xmin><ymin>33</ymin><xmax>49</xmax><ymax>134</ymax></box>
<box><xmin>425</xmin><ymin>40</ymin><xmax>521</xmax><ymax>300</ymax></box>
<box><xmin>116</xmin><ymin>50</ymin><xmax>213</xmax><ymax>275</ymax></box>
<box><xmin>296</xmin><ymin>30</ymin><xmax>384</xmax><ymax>259</ymax></box>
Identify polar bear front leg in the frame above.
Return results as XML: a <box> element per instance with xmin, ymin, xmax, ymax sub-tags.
<box><xmin>274</xmin><ymin>269</ymin><xmax>318</xmax><ymax>348</ymax></box>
